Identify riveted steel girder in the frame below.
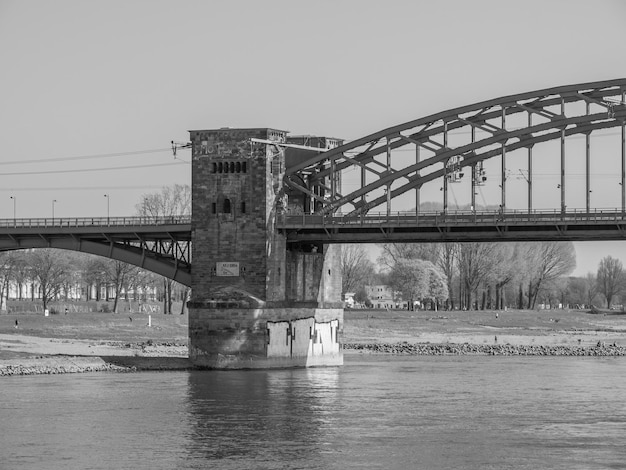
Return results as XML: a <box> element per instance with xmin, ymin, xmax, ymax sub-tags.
<box><xmin>284</xmin><ymin>78</ymin><xmax>626</xmax><ymax>216</ymax></box>
<box><xmin>0</xmin><ymin>218</ymin><xmax>192</xmax><ymax>286</ymax></box>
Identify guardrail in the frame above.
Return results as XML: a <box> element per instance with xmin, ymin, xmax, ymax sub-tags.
<box><xmin>0</xmin><ymin>215</ymin><xmax>192</xmax><ymax>229</ymax></box>
<box><xmin>278</xmin><ymin>208</ymin><xmax>626</xmax><ymax>227</ymax></box>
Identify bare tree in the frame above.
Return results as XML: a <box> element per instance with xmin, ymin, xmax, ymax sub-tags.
<box><xmin>596</xmin><ymin>256</ymin><xmax>625</xmax><ymax>308</ymax></box>
<box><xmin>489</xmin><ymin>243</ymin><xmax>524</xmax><ymax>310</ymax></box>
<box><xmin>11</xmin><ymin>254</ymin><xmax>31</xmax><ymax>300</ymax></box>
<box><xmin>136</xmin><ymin>184</ymin><xmax>191</xmax><ymax>313</ymax></box>
<box><xmin>341</xmin><ymin>245</ymin><xmax>375</xmax><ymax>294</ymax></box>
<box><xmin>27</xmin><ymin>249</ymin><xmax>70</xmax><ymax>312</ymax></box>
<box><xmin>526</xmin><ymin>242</ymin><xmax>576</xmax><ymax>309</ymax></box>
<box><xmin>457</xmin><ymin>242</ymin><xmax>498</xmax><ymax>310</ymax></box>
<box><xmin>104</xmin><ymin>259</ymin><xmax>141</xmax><ymax>313</ymax></box>
<box><xmin>0</xmin><ymin>252</ymin><xmax>18</xmax><ymax>311</ymax></box>
<box><xmin>584</xmin><ymin>272</ymin><xmax>599</xmax><ymax>308</ymax></box>
<box><xmin>136</xmin><ymin>183</ymin><xmax>191</xmax><ymax>218</ymax></box>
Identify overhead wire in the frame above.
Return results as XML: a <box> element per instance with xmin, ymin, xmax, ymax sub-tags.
<box><xmin>0</xmin><ymin>161</ymin><xmax>187</xmax><ymax>177</ymax></box>
<box><xmin>0</xmin><ymin>147</ymin><xmax>178</xmax><ymax>166</ymax></box>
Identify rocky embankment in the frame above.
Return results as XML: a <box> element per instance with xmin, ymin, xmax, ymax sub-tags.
<box><xmin>343</xmin><ymin>342</ymin><xmax>626</xmax><ymax>356</ymax></box>
<box><xmin>0</xmin><ymin>356</ymin><xmax>134</xmax><ymax>377</ymax></box>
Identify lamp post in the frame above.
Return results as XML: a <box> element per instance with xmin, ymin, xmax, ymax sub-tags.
<box><xmin>52</xmin><ymin>199</ymin><xmax>57</xmax><ymax>224</ymax></box>
<box><xmin>104</xmin><ymin>194</ymin><xmax>110</xmax><ymax>224</ymax></box>
<box><xmin>10</xmin><ymin>196</ymin><xmax>16</xmax><ymax>226</ymax></box>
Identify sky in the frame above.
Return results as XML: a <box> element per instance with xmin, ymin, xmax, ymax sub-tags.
<box><xmin>1</xmin><ymin>0</ymin><xmax>626</xmax><ymax>276</ymax></box>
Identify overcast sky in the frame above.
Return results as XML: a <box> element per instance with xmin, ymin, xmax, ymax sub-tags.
<box><xmin>1</xmin><ymin>0</ymin><xmax>626</xmax><ymax>275</ymax></box>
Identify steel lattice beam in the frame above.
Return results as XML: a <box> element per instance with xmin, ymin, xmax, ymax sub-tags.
<box><xmin>284</xmin><ymin>78</ymin><xmax>626</xmax><ymax>216</ymax></box>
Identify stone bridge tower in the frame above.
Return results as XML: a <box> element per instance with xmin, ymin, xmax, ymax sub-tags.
<box><xmin>187</xmin><ymin>127</ymin><xmax>343</xmax><ymax>369</ymax></box>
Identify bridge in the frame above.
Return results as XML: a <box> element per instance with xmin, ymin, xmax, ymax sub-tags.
<box><xmin>278</xmin><ymin>208</ymin><xmax>626</xmax><ymax>244</ymax></box>
<box><xmin>3</xmin><ymin>78</ymin><xmax>626</xmax><ymax>369</ymax></box>
<box><xmin>0</xmin><ymin>79</ymin><xmax>623</xmax><ymax>281</ymax></box>
<box><xmin>276</xmin><ymin>78</ymin><xmax>626</xmax><ymax>244</ymax></box>
<box><xmin>0</xmin><ymin>216</ymin><xmax>191</xmax><ymax>286</ymax></box>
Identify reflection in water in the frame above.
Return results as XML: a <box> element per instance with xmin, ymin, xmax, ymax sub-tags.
<box><xmin>185</xmin><ymin>367</ymin><xmax>340</xmax><ymax>468</ymax></box>
<box><xmin>2</xmin><ymin>357</ymin><xmax>626</xmax><ymax>470</ymax></box>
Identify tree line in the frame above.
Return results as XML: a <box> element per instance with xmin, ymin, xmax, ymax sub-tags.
<box><xmin>342</xmin><ymin>241</ymin><xmax>626</xmax><ymax>310</ymax></box>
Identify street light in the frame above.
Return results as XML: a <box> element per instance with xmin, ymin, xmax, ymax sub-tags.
<box><xmin>10</xmin><ymin>196</ymin><xmax>16</xmax><ymax>226</ymax></box>
<box><xmin>104</xmin><ymin>194</ymin><xmax>110</xmax><ymax>223</ymax></box>
<box><xmin>52</xmin><ymin>199</ymin><xmax>57</xmax><ymax>223</ymax></box>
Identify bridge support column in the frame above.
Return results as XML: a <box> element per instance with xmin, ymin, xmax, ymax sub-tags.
<box><xmin>187</xmin><ymin>128</ymin><xmax>343</xmax><ymax>369</ymax></box>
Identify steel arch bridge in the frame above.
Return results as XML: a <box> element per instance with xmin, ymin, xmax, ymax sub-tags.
<box><xmin>280</xmin><ymin>78</ymin><xmax>626</xmax><ymax>244</ymax></box>
<box><xmin>2</xmin><ymin>79</ymin><xmax>626</xmax><ymax>279</ymax></box>
<box><xmin>0</xmin><ymin>216</ymin><xmax>192</xmax><ymax>286</ymax></box>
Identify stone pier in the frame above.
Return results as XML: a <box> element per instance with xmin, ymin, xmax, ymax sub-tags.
<box><xmin>187</xmin><ymin>128</ymin><xmax>343</xmax><ymax>368</ymax></box>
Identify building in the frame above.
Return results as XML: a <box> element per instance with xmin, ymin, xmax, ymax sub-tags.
<box><xmin>365</xmin><ymin>285</ymin><xmax>407</xmax><ymax>309</ymax></box>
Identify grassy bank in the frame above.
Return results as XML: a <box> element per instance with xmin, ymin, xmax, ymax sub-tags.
<box><xmin>343</xmin><ymin>307</ymin><xmax>626</xmax><ymax>346</ymax></box>
<box><xmin>1</xmin><ymin>311</ymin><xmax>188</xmax><ymax>345</ymax></box>
<box><xmin>3</xmin><ymin>307</ymin><xmax>626</xmax><ymax>346</ymax></box>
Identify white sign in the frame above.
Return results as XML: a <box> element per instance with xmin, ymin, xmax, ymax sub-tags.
<box><xmin>216</xmin><ymin>262</ymin><xmax>240</xmax><ymax>276</ymax></box>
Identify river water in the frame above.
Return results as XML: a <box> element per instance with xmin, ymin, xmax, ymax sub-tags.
<box><xmin>2</xmin><ymin>355</ymin><xmax>625</xmax><ymax>470</ymax></box>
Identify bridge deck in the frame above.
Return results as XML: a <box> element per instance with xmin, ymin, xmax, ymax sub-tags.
<box><xmin>0</xmin><ymin>216</ymin><xmax>192</xmax><ymax>286</ymax></box>
<box><xmin>278</xmin><ymin>209</ymin><xmax>626</xmax><ymax>243</ymax></box>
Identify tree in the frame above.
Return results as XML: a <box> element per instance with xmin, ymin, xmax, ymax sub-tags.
<box><xmin>436</xmin><ymin>243</ymin><xmax>457</xmax><ymax>310</ymax></box>
<box><xmin>488</xmin><ymin>243</ymin><xmax>524</xmax><ymax>310</ymax></box>
<box><xmin>101</xmin><ymin>259</ymin><xmax>141</xmax><ymax>313</ymax></box>
<box><xmin>597</xmin><ymin>256</ymin><xmax>624</xmax><ymax>308</ymax></box>
<box><xmin>136</xmin><ymin>184</ymin><xmax>191</xmax><ymax>313</ymax></box>
<box><xmin>526</xmin><ymin>242</ymin><xmax>576</xmax><ymax>309</ymax></box>
<box><xmin>136</xmin><ymin>183</ymin><xmax>191</xmax><ymax>218</ymax></box>
<box><xmin>27</xmin><ymin>249</ymin><xmax>71</xmax><ymax>312</ymax></box>
<box><xmin>11</xmin><ymin>254</ymin><xmax>31</xmax><ymax>300</ymax></box>
<box><xmin>353</xmin><ymin>287</ymin><xmax>370</xmax><ymax>307</ymax></box>
<box><xmin>427</xmin><ymin>265</ymin><xmax>449</xmax><ymax>309</ymax></box>
<box><xmin>377</xmin><ymin>243</ymin><xmax>440</xmax><ymax>270</ymax></box>
<box><xmin>341</xmin><ymin>244</ymin><xmax>375</xmax><ymax>294</ymax></box>
<box><xmin>388</xmin><ymin>258</ymin><xmax>448</xmax><ymax>309</ymax></box>
<box><xmin>0</xmin><ymin>252</ymin><xmax>18</xmax><ymax>311</ymax></box>
<box><xmin>565</xmin><ymin>276</ymin><xmax>589</xmax><ymax>308</ymax></box>
<box><xmin>457</xmin><ymin>242</ymin><xmax>498</xmax><ymax>310</ymax></box>
<box><xmin>584</xmin><ymin>272</ymin><xmax>599</xmax><ymax>308</ymax></box>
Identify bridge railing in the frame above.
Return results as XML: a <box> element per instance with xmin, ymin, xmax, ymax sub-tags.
<box><xmin>278</xmin><ymin>208</ymin><xmax>626</xmax><ymax>227</ymax></box>
<box><xmin>0</xmin><ymin>215</ymin><xmax>192</xmax><ymax>229</ymax></box>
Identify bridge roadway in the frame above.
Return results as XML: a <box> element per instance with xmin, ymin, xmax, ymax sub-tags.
<box><xmin>277</xmin><ymin>208</ymin><xmax>626</xmax><ymax>244</ymax></box>
<box><xmin>3</xmin><ymin>209</ymin><xmax>626</xmax><ymax>283</ymax></box>
<box><xmin>0</xmin><ymin>216</ymin><xmax>192</xmax><ymax>286</ymax></box>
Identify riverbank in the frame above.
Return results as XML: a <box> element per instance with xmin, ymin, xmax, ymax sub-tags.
<box><xmin>343</xmin><ymin>342</ymin><xmax>626</xmax><ymax>356</ymax></box>
<box><xmin>2</xmin><ymin>308</ymin><xmax>626</xmax><ymax>375</ymax></box>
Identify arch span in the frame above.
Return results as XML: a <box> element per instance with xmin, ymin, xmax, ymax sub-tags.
<box><xmin>285</xmin><ymin>78</ymin><xmax>626</xmax><ymax>216</ymax></box>
<box><xmin>0</xmin><ymin>217</ymin><xmax>192</xmax><ymax>286</ymax></box>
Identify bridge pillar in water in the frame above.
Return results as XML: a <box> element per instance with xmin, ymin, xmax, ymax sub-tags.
<box><xmin>187</xmin><ymin>128</ymin><xmax>343</xmax><ymax>369</ymax></box>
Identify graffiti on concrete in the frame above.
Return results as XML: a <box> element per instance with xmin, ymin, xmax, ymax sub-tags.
<box><xmin>266</xmin><ymin>317</ymin><xmax>339</xmax><ymax>358</ymax></box>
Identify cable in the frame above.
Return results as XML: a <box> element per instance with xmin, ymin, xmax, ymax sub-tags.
<box><xmin>0</xmin><ymin>161</ymin><xmax>188</xmax><ymax>177</ymax></box>
<box><xmin>0</xmin><ymin>184</ymin><xmax>188</xmax><ymax>192</ymax></box>
<box><xmin>0</xmin><ymin>148</ymin><xmax>179</xmax><ymax>166</ymax></box>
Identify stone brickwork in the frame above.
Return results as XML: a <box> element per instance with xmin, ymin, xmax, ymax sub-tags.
<box><xmin>187</xmin><ymin>128</ymin><xmax>343</xmax><ymax>369</ymax></box>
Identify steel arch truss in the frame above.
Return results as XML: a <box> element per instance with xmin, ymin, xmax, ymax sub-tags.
<box><xmin>0</xmin><ymin>231</ymin><xmax>191</xmax><ymax>287</ymax></box>
<box><xmin>284</xmin><ymin>78</ymin><xmax>626</xmax><ymax>216</ymax></box>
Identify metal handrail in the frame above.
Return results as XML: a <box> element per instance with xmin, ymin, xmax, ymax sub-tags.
<box><xmin>278</xmin><ymin>208</ymin><xmax>626</xmax><ymax>227</ymax></box>
<box><xmin>0</xmin><ymin>215</ymin><xmax>192</xmax><ymax>229</ymax></box>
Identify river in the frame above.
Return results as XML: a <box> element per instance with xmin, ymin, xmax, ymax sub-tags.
<box><xmin>1</xmin><ymin>355</ymin><xmax>625</xmax><ymax>470</ymax></box>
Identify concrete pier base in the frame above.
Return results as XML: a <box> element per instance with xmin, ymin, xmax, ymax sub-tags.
<box><xmin>189</xmin><ymin>306</ymin><xmax>343</xmax><ymax>369</ymax></box>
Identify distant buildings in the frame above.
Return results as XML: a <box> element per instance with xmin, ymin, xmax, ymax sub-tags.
<box><xmin>365</xmin><ymin>285</ymin><xmax>408</xmax><ymax>309</ymax></box>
